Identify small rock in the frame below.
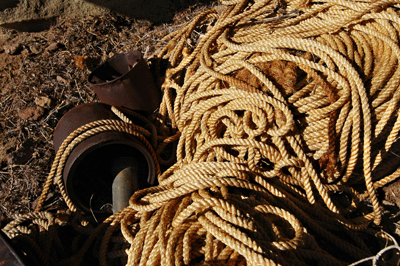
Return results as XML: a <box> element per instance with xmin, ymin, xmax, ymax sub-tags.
<box><xmin>29</xmin><ymin>43</ymin><xmax>42</xmax><ymax>54</ymax></box>
<box><xmin>139</xmin><ymin>26</ymin><xmax>149</xmax><ymax>34</ymax></box>
<box><xmin>0</xmin><ymin>47</ymin><xmax>4</xmax><ymax>54</ymax></box>
<box><xmin>4</xmin><ymin>43</ymin><xmax>23</xmax><ymax>55</ymax></box>
<box><xmin>383</xmin><ymin>179</ymin><xmax>400</xmax><ymax>209</ymax></box>
<box><xmin>21</xmin><ymin>48</ymin><xmax>29</xmax><ymax>56</ymax></box>
<box><xmin>35</xmin><ymin>96</ymin><xmax>52</xmax><ymax>109</ymax></box>
<box><xmin>19</xmin><ymin>106</ymin><xmax>45</xmax><ymax>120</ymax></box>
<box><xmin>45</xmin><ymin>42</ymin><xmax>61</xmax><ymax>52</ymax></box>
<box><xmin>56</xmin><ymin>75</ymin><xmax>69</xmax><ymax>85</ymax></box>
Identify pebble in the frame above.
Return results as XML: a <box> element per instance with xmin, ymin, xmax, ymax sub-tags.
<box><xmin>383</xmin><ymin>179</ymin><xmax>400</xmax><ymax>209</ymax></box>
<box><xmin>139</xmin><ymin>26</ymin><xmax>149</xmax><ymax>34</ymax></box>
<box><xmin>4</xmin><ymin>43</ymin><xmax>23</xmax><ymax>55</ymax></box>
<box><xmin>45</xmin><ymin>42</ymin><xmax>61</xmax><ymax>52</ymax></box>
<box><xmin>35</xmin><ymin>96</ymin><xmax>52</xmax><ymax>109</ymax></box>
<box><xmin>29</xmin><ymin>43</ymin><xmax>42</xmax><ymax>55</ymax></box>
<box><xmin>56</xmin><ymin>75</ymin><xmax>69</xmax><ymax>85</ymax></box>
<box><xmin>18</xmin><ymin>106</ymin><xmax>45</xmax><ymax>121</ymax></box>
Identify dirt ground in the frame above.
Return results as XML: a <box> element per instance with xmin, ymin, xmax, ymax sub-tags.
<box><xmin>0</xmin><ymin>0</ymin><xmax>216</xmax><ymax>220</ymax></box>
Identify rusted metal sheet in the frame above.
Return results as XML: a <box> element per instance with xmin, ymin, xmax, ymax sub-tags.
<box><xmin>89</xmin><ymin>51</ymin><xmax>161</xmax><ymax>113</ymax></box>
<box><xmin>0</xmin><ymin>231</ymin><xmax>26</xmax><ymax>266</ymax></box>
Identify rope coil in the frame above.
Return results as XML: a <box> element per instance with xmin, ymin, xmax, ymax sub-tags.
<box><xmin>3</xmin><ymin>0</ymin><xmax>400</xmax><ymax>265</ymax></box>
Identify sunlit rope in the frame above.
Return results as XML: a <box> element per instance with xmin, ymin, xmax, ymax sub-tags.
<box><xmin>3</xmin><ymin>0</ymin><xmax>400</xmax><ymax>265</ymax></box>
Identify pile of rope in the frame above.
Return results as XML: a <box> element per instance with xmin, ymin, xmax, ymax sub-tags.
<box><xmin>3</xmin><ymin>0</ymin><xmax>400</xmax><ymax>265</ymax></box>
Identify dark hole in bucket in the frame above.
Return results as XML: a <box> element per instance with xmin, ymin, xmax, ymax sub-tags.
<box><xmin>88</xmin><ymin>61</ymin><xmax>123</xmax><ymax>84</ymax></box>
<box><xmin>70</xmin><ymin>144</ymin><xmax>149</xmax><ymax>214</ymax></box>
<box><xmin>88</xmin><ymin>52</ymin><xmax>141</xmax><ymax>84</ymax></box>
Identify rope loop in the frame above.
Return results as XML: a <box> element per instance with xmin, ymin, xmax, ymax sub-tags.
<box><xmin>4</xmin><ymin>0</ymin><xmax>400</xmax><ymax>265</ymax></box>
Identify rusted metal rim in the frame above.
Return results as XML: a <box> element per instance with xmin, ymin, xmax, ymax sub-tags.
<box><xmin>0</xmin><ymin>231</ymin><xmax>27</xmax><ymax>266</ymax></box>
<box><xmin>53</xmin><ymin>103</ymin><xmax>156</xmax><ymax>215</ymax></box>
<box><xmin>88</xmin><ymin>51</ymin><xmax>161</xmax><ymax>113</ymax></box>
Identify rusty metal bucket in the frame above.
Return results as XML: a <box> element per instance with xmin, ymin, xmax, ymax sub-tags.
<box><xmin>53</xmin><ymin>103</ymin><xmax>157</xmax><ymax>215</ymax></box>
<box><xmin>0</xmin><ymin>231</ymin><xmax>27</xmax><ymax>266</ymax></box>
<box><xmin>88</xmin><ymin>51</ymin><xmax>161</xmax><ymax>113</ymax></box>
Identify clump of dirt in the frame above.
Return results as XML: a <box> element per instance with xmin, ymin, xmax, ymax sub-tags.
<box><xmin>18</xmin><ymin>106</ymin><xmax>45</xmax><ymax>120</ymax></box>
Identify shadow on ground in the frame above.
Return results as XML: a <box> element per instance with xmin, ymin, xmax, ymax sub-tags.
<box><xmin>0</xmin><ymin>0</ymin><xmax>215</xmax><ymax>32</ymax></box>
<box><xmin>0</xmin><ymin>0</ymin><xmax>19</xmax><ymax>12</ymax></box>
<box><xmin>84</xmin><ymin>0</ymin><xmax>215</xmax><ymax>23</ymax></box>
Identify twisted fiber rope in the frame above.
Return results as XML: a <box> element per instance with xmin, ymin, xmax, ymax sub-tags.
<box><xmin>4</xmin><ymin>0</ymin><xmax>400</xmax><ymax>265</ymax></box>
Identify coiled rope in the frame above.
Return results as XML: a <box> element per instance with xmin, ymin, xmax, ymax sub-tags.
<box><xmin>3</xmin><ymin>0</ymin><xmax>400</xmax><ymax>265</ymax></box>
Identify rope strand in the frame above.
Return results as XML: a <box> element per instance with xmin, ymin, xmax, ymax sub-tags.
<box><xmin>4</xmin><ymin>0</ymin><xmax>400</xmax><ymax>265</ymax></box>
